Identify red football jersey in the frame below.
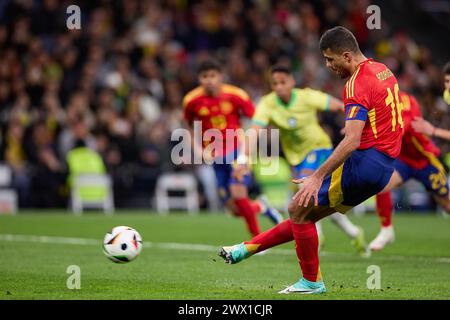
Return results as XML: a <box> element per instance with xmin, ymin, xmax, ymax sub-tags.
<box><xmin>398</xmin><ymin>91</ymin><xmax>440</xmax><ymax>169</ymax></box>
<box><xmin>183</xmin><ymin>84</ymin><xmax>255</xmax><ymax>157</ymax></box>
<box><xmin>343</xmin><ymin>59</ymin><xmax>403</xmax><ymax>158</ymax></box>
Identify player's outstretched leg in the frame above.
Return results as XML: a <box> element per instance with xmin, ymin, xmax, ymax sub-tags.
<box><xmin>218</xmin><ymin>219</ymin><xmax>293</xmax><ymax>264</ymax></box>
<box><xmin>234</xmin><ymin>198</ymin><xmax>260</xmax><ymax>236</ymax></box>
<box><xmin>278</xmin><ymin>202</ymin><xmax>334</xmax><ymax>294</ymax></box>
<box><xmin>229</xmin><ymin>183</ymin><xmax>261</xmax><ymax>237</ymax></box>
<box><xmin>329</xmin><ymin>213</ymin><xmax>370</xmax><ymax>257</ymax></box>
<box><xmin>370</xmin><ymin>191</ymin><xmax>395</xmax><ymax>251</ymax></box>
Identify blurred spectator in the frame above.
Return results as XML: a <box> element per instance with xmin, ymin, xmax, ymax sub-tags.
<box><xmin>26</xmin><ymin>120</ymin><xmax>66</xmax><ymax>208</ymax></box>
<box><xmin>3</xmin><ymin>119</ymin><xmax>31</xmax><ymax>207</ymax></box>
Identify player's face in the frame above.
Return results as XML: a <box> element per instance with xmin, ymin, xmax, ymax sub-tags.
<box><xmin>444</xmin><ymin>74</ymin><xmax>450</xmax><ymax>91</ymax></box>
<box><xmin>271</xmin><ymin>72</ymin><xmax>295</xmax><ymax>100</ymax></box>
<box><xmin>322</xmin><ymin>48</ymin><xmax>351</xmax><ymax>78</ymax></box>
<box><xmin>199</xmin><ymin>69</ymin><xmax>223</xmax><ymax>96</ymax></box>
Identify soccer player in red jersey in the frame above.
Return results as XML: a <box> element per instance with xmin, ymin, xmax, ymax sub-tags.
<box><xmin>412</xmin><ymin>61</ymin><xmax>450</xmax><ymax>140</ymax></box>
<box><xmin>182</xmin><ymin>59</ymin><xmax>282</xmax><ymax>237</ymax></box>
<box><xmin>219</xmin><ymin>26</ymin><xmax>403</xmax><ymax>294</ymax></box>
<box><xmin>370</xmin><ymin>90</ymin><xmax>450</xmax><ymax>250</ymax></box>
<box><xmin>371</xmin><ymin>62</ymin><xmax>450</xmax><ymax>250</ymax></box>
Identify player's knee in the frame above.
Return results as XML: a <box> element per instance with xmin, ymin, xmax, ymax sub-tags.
<box><xmin>230</xmin><ymin>193</ymin><xmax>244</xmax><ymax>201</ymax></box>
<box><xmin>287</xmin><ymin>200</ymin><xmax>297</xmax><ymax>216</ymax></box>
<box><xmin>226</xmin><ymin>201</ymin><xmax>240</xmax><ymax>216</ymax></box>
<box><xmin>287</xmin><ymin>201</ymin><xmax>304</xmax><ymax>223</ymax></box>
<box><xmin>229</xmin><ymin>184</ymin><xmax>247</xmax><ymax>199</ymax></box>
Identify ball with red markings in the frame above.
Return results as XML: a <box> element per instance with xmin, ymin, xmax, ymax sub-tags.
<box><xmin>103</xmin><ymin>226</ymin><xmax>143</xmax><ymax>263</ymax></box>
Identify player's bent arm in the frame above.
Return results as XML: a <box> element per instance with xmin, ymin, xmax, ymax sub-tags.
<box><xmin>412</xmin><ymin>117</ymin><xmax>450</xmax><ymax>141</ymax></box>
<box><xmin>327</xmin><ymin>95</ymin><xmax>345</xmax><ymax>113</ymax></box>
<box><xmin>433</xmin><ymin>127</ymin><xmax>450</xmax><ymax>141</ymax></box>
<box><xmin>313</xmin><ymin>120</ymin><xmax>365</xmax><ymax>180</ymax></box>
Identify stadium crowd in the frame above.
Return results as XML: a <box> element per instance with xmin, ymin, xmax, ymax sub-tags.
<box><xmin>0</xmin><ymin>0</ymin><xmax>448</xmax><ymax>208</ymax></box>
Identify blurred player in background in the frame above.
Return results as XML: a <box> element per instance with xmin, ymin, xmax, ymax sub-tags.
<box><xmin>412</xmin><ymin>61</ymin><xmax>450</xmax><ymax>141</ymax></box>
<box><xmin>231</xmin><ymin>64</ymin><xmax>370</xmax><ymax>257</ymax></box>
<box><xmin>182</xmin><ymin>59</ymin><xmax>283</xmax><ymax>237</ymax></box>
<box><xmin>370</xmin><ymin>90</ymin><xmax>450</xmax><ymax>251</ymax></box>
<box><xmin>219</xmin><ymin>26</ymin><xmax>403</xmax><ymax>294</ymax></box>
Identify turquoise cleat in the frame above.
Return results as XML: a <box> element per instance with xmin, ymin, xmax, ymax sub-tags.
<box><xmin>278</xmin><ymin>278</ymin><xmax>327</xmax><ymax>294</ymax></box>
<box><xmin>218</xmin><ymin>243</ymin><xmax>250</xmax><ymax>264</ymax></box>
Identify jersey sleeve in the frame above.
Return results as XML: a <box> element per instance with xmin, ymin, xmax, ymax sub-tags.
<box><xmin>344</xmin><ymin>73</ymin><xmax>370</xmax><ymax>122</ymax></box>
<box><xmin>303</xmin><ymin>88</ymin><xmax>331</xmax><ymax>111</ymax></box>
<box><xmin>237</xmin><ymin>90</ymin><xmax>255</xmax><ymax>118</ymax></box>
<box><xmin>182</xmin><ymin>96</ymin><xmax>195</xmax><ymax>124</ymax></box>
<box><xmin>408</xmin><ymin>95</ymin><xmax>422</xmax><ymax>118</ymax></box>
<box><xmin>252</xmin><ymin>96</ymin><xmax>272</xmax><ymax>127</ymax></box>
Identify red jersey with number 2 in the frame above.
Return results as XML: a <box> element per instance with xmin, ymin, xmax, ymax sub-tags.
<box><xmin>343</xmin><ymin>58</ymin><xmax>403</xmax><ymax>158</ymax></box>
<box><xmin>398</xmin><ymin>91</ymin><xmax>440</xmax><ymax>169</ymax></box>
<box><xmin>183</xmin><ymin>84</ymin><xmax>255</xmax><ymax>157</ymax></box>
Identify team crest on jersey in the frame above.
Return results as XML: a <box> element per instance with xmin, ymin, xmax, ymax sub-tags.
<box><xmin>288</xmin><ymin>117</ymin><xmax>297</xmax><ymax>128</ymax></box>
<box><xmin>306</xmin><ymin>152</ymin><xmax>317</xmax><ymax>164</ymax></box>
<box><xmin>220</xmin><ymin>101</ymin><xmax>233</xmax><ymax>114</ymax></box>
<box><xmin>198</xmin><ymin>107</ymin><xmax>210</xmax><ymax>116</ymax></box>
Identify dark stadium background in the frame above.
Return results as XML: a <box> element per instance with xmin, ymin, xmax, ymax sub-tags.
<box><xmin>0</xmin><ymin>0</ymin><xmax>449</xmax><ymax>211</ymax></box>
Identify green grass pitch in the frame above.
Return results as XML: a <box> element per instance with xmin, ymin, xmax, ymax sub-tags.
<box><xmin>0</xmin><ymin>211</ymin><xmax>449</xmax><ymax>300</ymax></box>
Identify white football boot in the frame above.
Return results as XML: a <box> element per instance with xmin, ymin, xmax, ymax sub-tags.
<box><xmin>369</xmin><ymin>225</ymin><xmax>395</xmax><ymax>251</ymax></box>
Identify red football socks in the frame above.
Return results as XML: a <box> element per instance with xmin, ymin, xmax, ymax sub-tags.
<box><xmin>243</xmin><ymin>219</ymin><xmax>294</xmax><ymax>253</ymax></box>
<box><xmin>292</xmin><ymin>222</ymin><xmax>321</xmax><ymax>282</ymax></box>
<box><xmin>376</xmin><ymin>192</ymin><xmax>393</xmax><ymax>227</ymax></box>
<box><xmin>231</xmin><ymin>200</ymin><xmax>262</xmax><ymax>216</ymax></box>
<box><xmin>251</xmin><ymin>200</ymin><xmax>263</xmax><ymax>215</ymax></box>
<box><xmin>234</xmin><ymin>198</ymin><xmax>260</xmax><ymax>236</ymax></box>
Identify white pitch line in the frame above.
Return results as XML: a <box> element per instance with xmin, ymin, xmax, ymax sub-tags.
<box><xmin>0</xmin><ymin>234</ymin><xmax>99</xmax><ymax>246</ymax></box>
<box><xmin>0</xmin><ymin>234</ymin><xmax>449</xmax><ymax>264</ymax></box>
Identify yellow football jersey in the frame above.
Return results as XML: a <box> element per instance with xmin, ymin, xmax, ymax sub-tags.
<box><xmin>444</xmin><ymin>89</ymin><xmax>450</xmax><ymax>105</ymax></box>
<box><xmin>252</xmin><ymin>88</ymin><xmax>333</xmax><ymax>166</ymax></box>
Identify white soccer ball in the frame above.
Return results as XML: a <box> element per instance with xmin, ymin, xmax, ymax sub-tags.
<box><xmin>103</xmin><ymin>226</ymin><xmax>143</xmax><ymax>263</ymax></box>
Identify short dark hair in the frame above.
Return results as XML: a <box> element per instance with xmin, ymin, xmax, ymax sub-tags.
<box><xmin>443</xmin><ymin>62</ymin><xmax>450</xmax><ymax>75</ymax></box>
<box><xmin>319</xmin><ymin>26</ymin><xmax>360</xmax><ymax>54</ymax></box>
<box><xmin>271</xmin><ymin>64</ymin><xmax>292</xmax><ymax>75</ymax></box>
<box><xmin>197</xmin><ymin>59</ymin><xmax>222</xmax><ymax>74</ymax></box>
